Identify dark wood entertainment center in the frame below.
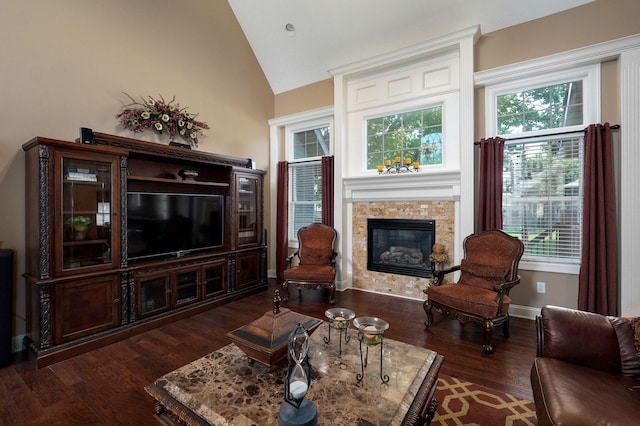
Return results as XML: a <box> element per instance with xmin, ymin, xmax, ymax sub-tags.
<box><xmin>23</xmin><ymin>132</ymin><xmax>267</xmax><ymax>368</ymax></box>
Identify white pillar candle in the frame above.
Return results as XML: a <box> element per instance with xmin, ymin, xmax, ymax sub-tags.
<box><xmin>363</xmin><ymin>325</ymin><xmax>378</xmax><ymax>342</ymax></box>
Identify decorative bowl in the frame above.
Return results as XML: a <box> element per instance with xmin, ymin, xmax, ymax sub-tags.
<box><xmin>325</xmin><ymin>308</ymin><xmax>356</xmax><ymax>330</ymax></box>
<box><xmin>352</xmin><ymin>316</ymin><xmax>389</xmax><ymax>346</ymax></box>
<box><xmin>179</xmin><ymin>169</ymin><xmax>199</xmax><ymax>180</ymax></box>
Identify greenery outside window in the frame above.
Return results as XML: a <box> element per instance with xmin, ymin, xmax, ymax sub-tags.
<box><xmin>366</xmin><ymin>106</ymin><xmax>443</xmax><ymax>170</ymax></box>
<box><xmin>288</xmin><ymin>125</ymin><xmax>330</xmax><ymax>242</ymax></box>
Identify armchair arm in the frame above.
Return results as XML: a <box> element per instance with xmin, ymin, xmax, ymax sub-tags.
<box><xmin>536</xmin><ymin>305</ymin><xmax>621</xmax><ymax>374</ymax></box>
<box><xmin>493</xmin><ymin>276</ymin><xmax>520</xmax><ymax>294</ymax></box>
<box><xmin>330</xmin><ymin>250</ymin><xmax>338</xmax><ymax>267</ymax></box>
<box><xmin>286</xmin><ymin>251</ymin><xmax>299</xmax><ymax>267</ymax></box>
<box><xmin>431</xmin><ymin>264</ymin><xmax>460</xmax><ymax>286</ymax></box>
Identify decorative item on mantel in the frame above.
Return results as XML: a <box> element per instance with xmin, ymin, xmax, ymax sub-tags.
<box><xmin>428</xmin><ymin>243</ymin><xmax>449</xmax><ymax>286</ymax></box>
<box><xmin>116</xmin><ymin>93</ymin><xmax>210</xmax><ymax>148</ymax></box>
<box><xmin>377</xmin><ymin>156</ymin><xmax>420</xmax><ymax>174</ymax></box>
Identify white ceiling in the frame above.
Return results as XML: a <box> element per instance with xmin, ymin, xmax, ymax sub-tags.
<box><xmin>227</xmin><ymin>0</ymin><xmax>594</xmax><ymax>94</ymax></box>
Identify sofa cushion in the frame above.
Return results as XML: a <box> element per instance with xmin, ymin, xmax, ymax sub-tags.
<box><xmin>609</xmin><ymin>316</ymin><xmax>640</xmax><ymax>379</ymax></box>
<box><xmin>531</xmin><ymin>358</ymin><xmax>640</xmax><ymax>426</ymax></box>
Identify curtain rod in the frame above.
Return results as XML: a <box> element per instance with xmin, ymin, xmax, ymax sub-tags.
<box><xmin>474</xmin><ymin>124</ymin><xmax>620</xmax><ymax>145</ymax></box>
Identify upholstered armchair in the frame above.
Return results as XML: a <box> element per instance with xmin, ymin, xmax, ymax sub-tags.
<box><xmin>424</xmin><ymin>229</ymin><xmax>524</xmax><ymax>354</ymax></box>
<box><xmin>282</xmin><ymin>223</ymin><xmax>338</xmax><ymax>304</ymax></box>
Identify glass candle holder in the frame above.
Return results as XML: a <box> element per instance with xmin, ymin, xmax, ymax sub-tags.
<box><xmin>324</xmin><ymin>308</ymin><xmax>356</xmax><ymax>356</ymax></box>
<box><xmin>352</xmin><ymin>317</ymin><xmax>390</xmax><ymax>384</ymax></box>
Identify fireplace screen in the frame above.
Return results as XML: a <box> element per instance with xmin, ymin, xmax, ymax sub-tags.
<box><xmin>367</xmin><ymin>218</ymin><xmax>435</xmax><ymax>278</ymax></box>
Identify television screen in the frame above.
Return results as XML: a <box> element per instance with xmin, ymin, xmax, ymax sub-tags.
<box><xmin>127</xmin><ymin>192</ymin><xmax>224</xmax><ymax>261</ymax></box>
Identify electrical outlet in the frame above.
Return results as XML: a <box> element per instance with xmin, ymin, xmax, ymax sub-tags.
<box><xmin>537</xmin><ymin>281</ymin><xmax>546</xmax><ymax>293</ymax></box>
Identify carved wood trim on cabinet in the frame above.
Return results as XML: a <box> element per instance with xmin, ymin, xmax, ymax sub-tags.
<box><xmin>22</xmin><ymin>134</ymin><xmax>267</xmax><ymax>368</ymax></box>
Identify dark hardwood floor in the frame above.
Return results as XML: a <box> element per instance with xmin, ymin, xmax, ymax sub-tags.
<box><xmin>0</xmin><ymin>279</ymin><xmax>536</xmax><ymax>425</ymax></box>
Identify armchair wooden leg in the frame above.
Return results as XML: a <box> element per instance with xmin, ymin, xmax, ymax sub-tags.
<box><xmin>502</xmin><ymin>314</ymin><xmax>510</xmax><ymax>338</ymax></box>
<box><xmin>423</xmin><ymin>300</ymin><xmax>434</xmax><ymax>327</ymax></box>
<box><xmin>482</xmin><ymin>320</ymin><xmax>494</xmax><ymax>354</ymax></box>
<box><xmin>282</xmin><ymin>281</ymin><xmax>290</xmax><ymax>301</ymax></box>
<box><xmin>328</xmin><ymin>283</ymin><xmax>336</xmax><ymax>304</ymax></box>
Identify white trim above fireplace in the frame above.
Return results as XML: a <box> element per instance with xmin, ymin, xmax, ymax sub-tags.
<box><xmin>343</xmin><ymin>171</ymin><xmax>460</xmax><ymax>203</ymax></box>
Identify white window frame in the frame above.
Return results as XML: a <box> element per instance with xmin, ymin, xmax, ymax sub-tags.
<box><xmin>285</xmin><ymin>116</ymin><xmax>333</xmax><ymax>246</ymax></box>
<box><xmin>484</xmin><ymin>64</ymin><xmax>600</xmax><ymax>274</ymax></box>
<box><xmin>348</xmin><ymin>94</ymin><xmax>459</xmax><ymax>176</ymax></box>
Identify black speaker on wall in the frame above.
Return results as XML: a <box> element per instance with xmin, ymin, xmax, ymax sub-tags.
<box><xmin>0</xmin><ymin>249</ymin><xmax>13</xmax><ymax>367</ymax></box>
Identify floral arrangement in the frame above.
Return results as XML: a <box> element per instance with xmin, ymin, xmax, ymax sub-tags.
<box><xmin>116</xmin><ymin>93</ymin><xmax>210</xmax><ymax>146</ymax></box>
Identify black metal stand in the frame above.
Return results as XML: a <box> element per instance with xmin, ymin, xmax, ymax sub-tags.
<box><xmin>324</xmin><ymin>322</ymin><xmax>351</xmax><ymax>356</ymax></box>
<box><xmin>356</xmin><ymin>339</ymin><xmax>389</xmax><ymax>385</ymax></box>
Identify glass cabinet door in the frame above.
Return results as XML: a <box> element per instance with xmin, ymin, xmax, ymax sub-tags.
<box><xmin>58</xmin><ymin>151</ymin><xmax>119</xmax><ymax>274</ymax></box>
<box><xmin>138</xmin><ymin>274</ymin><xmax>170</xmax><ymax>318</ymax></box>
<box><xmin>173</xmin><ymin>269</ymin><xmax>199</xmax><ymax>307</ymax></box>
<box><xmin>236</xmin><ymin>174</ymin><xmax>261</xmax><ymax>247</ymax></box>
<box><xmin>203</xmin><ymin>259</ymin><xmax>227</xmax><ymax>299</ymax></box>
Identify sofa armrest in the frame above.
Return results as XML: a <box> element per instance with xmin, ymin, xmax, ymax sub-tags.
<box><xmin>537</xmin><ymin>305</ymin><xmax>621</xmax><ymax>374</ymax></box>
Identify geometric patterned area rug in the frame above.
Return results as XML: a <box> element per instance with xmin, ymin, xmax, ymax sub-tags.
<box><xmin>432</xmin><ymin>375</ymin><xmax>537</xmax><ymax>426</ymax></box>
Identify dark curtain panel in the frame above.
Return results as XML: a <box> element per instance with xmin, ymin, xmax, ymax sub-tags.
<box><xmin>321</xmin><ymin>155</ymin><xmax>335</xmax><ymax>227</ymax></box>
<box><xmin>276</xmin><ymin>161</ymin><xmax>289</xmax><ymax>279</ymax></box>
<box><xmin>477</xmin><ymin>137</ymin><xmax>505</xmax><ymax>232</ymax></box>
<box><xmin>578</xmin><ymin>123</ymin><xmax>617</xmax><ymax>315</ymax></box>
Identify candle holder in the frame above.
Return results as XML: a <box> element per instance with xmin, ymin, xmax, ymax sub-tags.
<box><xmin>324</xmin><ymin>308</ymin><xmax>356</xmax><ymax>356</ymax></box>
<box><xmin>278</xmin><ymin>323</ymin><xmax>318</xmax><ymax>426</ymax></box>
<box><xmin>352</xmin><ymin>317</ymin><xmax>390</xmax><ymax>384</ymax></box>
<box><xmin>378</xmin><ymin>157</ymin><xmax>420</xmax><ymax>174</ymax></box>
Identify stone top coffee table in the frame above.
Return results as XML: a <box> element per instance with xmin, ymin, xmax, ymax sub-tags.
<box><xmin>146</xmin><ymin>321</ymin><xmax>443</xmax><ymax>425</ymax></box>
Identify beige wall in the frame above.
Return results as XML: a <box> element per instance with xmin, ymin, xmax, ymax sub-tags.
<box><xmin>273</xmin><ymin>0</ymin><xmax>640</xmax><ymax>312</ymax></box>
<box><xmin>274</xmin><ymin>79</ymin><xmax>334</xmax><ymax>118</ymax></box>
<box><xmin>0</xmin><ymin>0</ymin><xmax>273</xmax><ymax>343</ymax></box>
<box><xmin>475</xmin><ymin>0</ymin><xmax>640</xmax><ymax>72</ymax></box>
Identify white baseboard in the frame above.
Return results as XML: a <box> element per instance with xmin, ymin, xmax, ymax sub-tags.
<box><xmin>509</xmin><ymin>304</ymin><xmax>540</xmax><ymax>321</ymax></box>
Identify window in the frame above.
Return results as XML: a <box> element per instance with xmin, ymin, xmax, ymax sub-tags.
<box><xmin>293</xmin><ymin>127</ymin><xmax>330</xmax><ymax>159</ymax></box>
<box><xmin>497</xmin><ymin>81</ymin><xmax>583</xmax><ymax>133</ymax></box>
<box><xmin>488</xmin><ymin>69</ymin><xmax>599</xmax><ymax>270</ymax></box>
<box><xmin>288</xmin><ymin>125</ymin><xmax>330</xmax><ymax>242</ymax></box>
<box><xmin>366</xmin><ymin>106</ymin><xmax>443</xmax><ymax>170</ymax></box>
<box><xmin>503</xmin><ymin>134</ymin><xmax>584</xmax><ymax>263</ymax></box>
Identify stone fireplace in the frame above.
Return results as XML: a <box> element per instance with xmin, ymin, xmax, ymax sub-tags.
<box><xmin>367</xmin><ymin>218</ymin><xmax>436</xmax><ymax>278</ymax></box>
<box><xmin>348</xmin><ymin>194</ymin><xmax>458</xmax><ymax>300</ymax></box>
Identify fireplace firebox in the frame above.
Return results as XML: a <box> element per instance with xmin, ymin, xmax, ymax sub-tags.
<box><xmin>367</xmin><ymin>219</ymin><xmax>435</xmax><ymax>278</ymax></box>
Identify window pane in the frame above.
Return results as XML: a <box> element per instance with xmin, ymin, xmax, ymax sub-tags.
<box><xmin>293</xmin><ymin>127</ymin><xmax>330</xmax><ymax>159</ymax></box>
<box><xmin>288</xmin><ymin>161</ymin><xmax>322</xmax><ymax>241</ymax></box>
<box><xmin>365</xmin><ymin>106</ymin><xmax>443</xmax><ymax>169</ymax></box>
<box><xmin>502</xmin><ymin>136</ymin><xmax>583</xmax><ymax>262</ymax></box>
<box><xmin>497</xmin><ymin>81</ymin><xmax>583</xmax><ymax>135</ymax></box>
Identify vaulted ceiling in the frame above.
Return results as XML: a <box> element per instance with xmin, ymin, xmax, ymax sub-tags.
<box><xmin>228</xmin><ymin>0</ymin><xmax>594</xmax><ymax>94</ymax></box>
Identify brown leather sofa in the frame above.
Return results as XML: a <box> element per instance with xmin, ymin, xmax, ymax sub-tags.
<box><xmin>531</xmin><ymin>305</ymin><xmax>640</xmax><ymax>425</ymax></box>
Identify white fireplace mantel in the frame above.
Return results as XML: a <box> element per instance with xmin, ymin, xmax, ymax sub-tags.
<box><xmin>343</xmin><ymin>171</ymin><xmax>461</xmax><ymax>203</ymax></box>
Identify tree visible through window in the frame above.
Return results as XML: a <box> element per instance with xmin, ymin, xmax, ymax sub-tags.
<box><xmin>499</xmin><ymin>81</ymin><xmax>584</xmax><ymax>263</ymax></box>
<box><xmin>366</xmin><ymin>106</ymin><xmax>443</xmax><ymax>170</ymax></box>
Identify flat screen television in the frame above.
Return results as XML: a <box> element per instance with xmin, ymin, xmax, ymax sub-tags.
<box><xmin>127</xmin><ymin>192</ymin><xmax>224</xmax><ymax>261</ymax></box>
